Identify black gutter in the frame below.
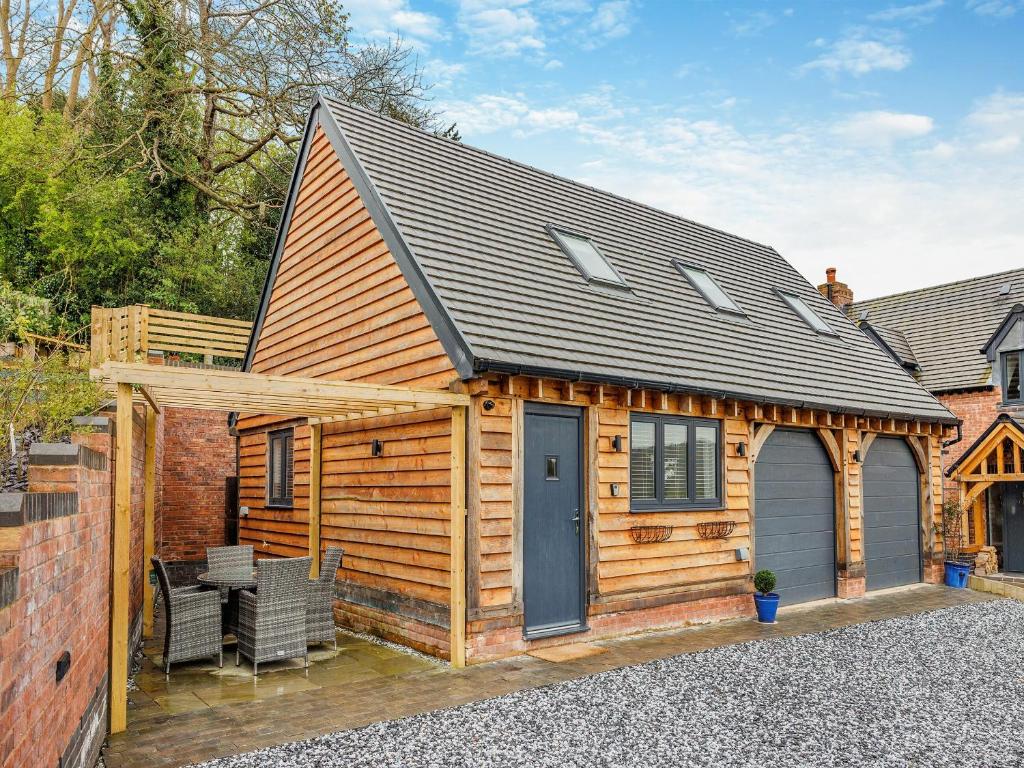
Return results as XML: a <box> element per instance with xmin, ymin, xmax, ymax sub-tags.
<box><xmin>475</xmin><ymin>358</ymin><xmax>960</xmax><ymax>426</ymax></box>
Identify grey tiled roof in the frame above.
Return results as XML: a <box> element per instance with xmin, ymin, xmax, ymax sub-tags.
<box><xmin>322</xmin><ymin>98</ymin><xmax>955</xmax><ymax>422</ymax></box>
<box><xmin>853</xmin><ymin>268</ymin><xmax>1024</xmax><ymax>394</ymax></box>
<box><xmin>864</xmin><ymin>324</ymin><xmax>919</xmax><ymax>369</ymax></box>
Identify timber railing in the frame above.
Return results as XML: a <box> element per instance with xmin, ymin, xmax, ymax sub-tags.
<box><xmin>90</xmin><ymin>305</ymin><xmax>253</xmax><ymax>367</ymax></box>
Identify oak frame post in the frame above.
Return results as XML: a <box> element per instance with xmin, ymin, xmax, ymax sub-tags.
<box><xmin>450</xmin><ymin>405</ymin><xmax>467</xmax><ymax>668</ymax></box>
<box><xmin>142</xmin><ymin>406</ymin><xmax>157</xmax><ymax>639</ymax></box>
<box><xmin>110</xmin><ymin>382</ymin><xmax>133</xmax><ymax>734</ymax></box>
<box><xmin>308</xmin><ymin>423</ymin><xmax>323</xmax><ymax>579</ymax></box>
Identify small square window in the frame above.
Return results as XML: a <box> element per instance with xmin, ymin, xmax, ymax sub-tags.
<box><xmin>547</xmin><ymin>226</ymin><xmax>629</xmax><ymax>288</ymax></box>
<box><xmin>674</xmin><ymin>261</ymin><xmax>744</xmax><ymax>315</ymax></box>
<box><xmin>545</xmin><ymin>455</ymin><xmax>559</xmax><ymax>480</ymax></box>
<box><xmin>777</xmin><ymin>290</ymin><xmax>837</xmax><ymax>336</ymax></box>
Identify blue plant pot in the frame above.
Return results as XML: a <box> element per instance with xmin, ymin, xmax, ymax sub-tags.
<box><xmin>753</xmin><ymin>592</ymin><xmax>780</xmax><ymax>623</ymax></box>
<box><xmin>944</xmin><ymin>561</ymin><xmax>970</xmax><ymax>589</ymax></box>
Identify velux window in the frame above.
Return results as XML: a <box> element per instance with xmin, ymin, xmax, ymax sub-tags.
<box><xmin>1004</xmin><ymin>351</ymin><xmax>1022</xmax><ymax>403</ymax></box>
<box><xmin>630</xmin><ymin>415</ymin><xmax>721</xmax><ymax>511</ymax></box>
<box><xmin>674</xmin><ymin>261</ymin><xmax>744</xmax><ymax>315</ymax></box>
<box><xmin>777</xmin><ymin>290</ymin><xmax>837</xmax><ymax>336</ymax></box>
<box><xmin>547</xmin><ymin>226</ymin><xmax>629</xmax><ymax>288</ymax></box>
<box><xmin>267</xmin><ymin>428</ymin><xmax>294</xmax><ymax>507</ymax></box>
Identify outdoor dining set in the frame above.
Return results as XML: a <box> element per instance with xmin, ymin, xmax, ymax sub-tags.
<box><xmin>151</xmin><ymin>545</ymin><xmax>343</xmax><ymax>678</ymax></box>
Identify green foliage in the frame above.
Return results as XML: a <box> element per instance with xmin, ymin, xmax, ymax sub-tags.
<box><xmin>754</xmin><ymin>569</ymin><xmax>777</xmax><ymax>595</ymax></box>
<box><xmin>937</xmin><ymin>498</ymin><xmax>966</xmax><ymax>563</ymax></box>
<box><xmin>0</xmin><ymin>280</ymin><xmax>54</xmax><ymax>341</ymax></box>
<box><xmin>0</xmin><ymin>353</ymin><xmax>105</xmax><ymax>487</ymax></box>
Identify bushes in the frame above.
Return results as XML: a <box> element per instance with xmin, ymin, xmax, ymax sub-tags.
<box><xmin>0</xmin><ymin>280</ymin><xmax>55</xmax><ymax>342</ymax></box>
<box><xmin>0</xmin><ymin>353</ymin><xmax>105</xmax><ymax>490</ymax></box>
<box><xmin>753</xmin><ymin>570</ymin><xmax>777</xmax><ymax>595</ymax></box>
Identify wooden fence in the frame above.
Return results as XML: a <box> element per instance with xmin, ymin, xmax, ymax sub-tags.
<box><xmin>90</xmin><ymin>305</ymin><xmax>253</xmax><ymax>367</ymax></box>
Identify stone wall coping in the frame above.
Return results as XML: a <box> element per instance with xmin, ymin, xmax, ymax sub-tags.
<box><xmin>29</xmin><ymin>442</ymin><xmax>108</xmax><ymax>471</ymax></box>
<box><xmin>72</xmin><ymin>415</ymin><xmax>113</xmax><ymax>433</ymax></box>
<box><xmin>0</xmin><ymin>492</ymin><xmax>79</xmax><ymax>526</ymax></box>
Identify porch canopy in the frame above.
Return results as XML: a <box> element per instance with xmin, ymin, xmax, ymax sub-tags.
<box><xmin>91</xmin><ymin>361</ymin><xmax>471</xmax><ymax>734</ymax></box>
<box><xmin>947</xmin><ymin>414</ymin><xmax>1024</xmax><ymax>550</ymax></box>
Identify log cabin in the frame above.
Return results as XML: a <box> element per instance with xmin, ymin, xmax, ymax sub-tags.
<box><xmin>847</xmin><ymin>269</ymin><xmax>1024</xmax><ymax>573</ymax></box>
<box><xmin>237</xmin><ymin>95</ymin><xmax>959</xmax><ymax>663</ymax></box>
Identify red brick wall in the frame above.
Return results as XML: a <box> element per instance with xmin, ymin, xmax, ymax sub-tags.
<box><xmin>0</xmin><ymin>443</ymin><xmax>113</xmax><ymax>768</ymax></box>
<box><xmin>158</xmin><ymin>408</ymin><xmax>235</xmax><ymax>563</ymax></box>
<box><xmin>938</xmin><ymin>388</ymin><xmax>1001</xmax><ymax>478</ymax></box>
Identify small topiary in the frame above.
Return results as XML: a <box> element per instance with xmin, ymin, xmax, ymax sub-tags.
<box><xmin>753</xmin><ymin>569</ymin><xmax>776</xmax><ymax>595</ymax></box>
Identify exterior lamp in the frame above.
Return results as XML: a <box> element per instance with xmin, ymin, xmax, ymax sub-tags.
<box><xmin>371</xmin><ymin>439</ymin><xmax>384</xmax><ymax>457</ymax></box>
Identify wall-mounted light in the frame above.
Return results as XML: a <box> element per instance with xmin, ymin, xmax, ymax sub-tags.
<box><xmin>852</xmin><ymin>449</ymin><xmax>862</xmax><ymax>463</ymax></box>
<box><xmin>610</xmin><ymin>483</ymin><xmax>620</xmax><ymax>496</ymax></box>
<box><xmin>482</xmin><ymin>399</ymin><xmax>495</xmax><ymax>411</ymax></box>
<box><xmin>611</xmin><ymin>435</ymin><xmax>622</xmax><ymax>452</ymax></box>
<box><xmin>736</xmin><ymin>441</ymin><xmax>747</xmax><ymax>457</ymax></box>
<box><xmin>372</xmin><ymin>439</ymin><xmax>384</xmax><ymax>457</ymax></box>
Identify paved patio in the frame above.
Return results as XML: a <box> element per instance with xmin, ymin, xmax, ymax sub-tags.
<box><xmin>103</xmin><ymin>585</ymin><xmax>998</xmax><ymax>768</ymax></box>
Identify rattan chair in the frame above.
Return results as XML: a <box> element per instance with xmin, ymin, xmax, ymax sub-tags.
<box><xmin>306</xmin><ymin>547</ymin><xmax>343</xmax><ymax>649</ymax></box>
<box><xmin>152</xmin><ymin>557</ymin><xmax>223</xmax><ymax>680</ymax></box>
<box><xmin>206</xmin><ymin>544</ymin><xmax>254</xmax><ymax>604</ymax></box>
<box><xmin>235</xmin><ymin>556</ymin><xmax>311</xmax><ymax>676</ymax></box>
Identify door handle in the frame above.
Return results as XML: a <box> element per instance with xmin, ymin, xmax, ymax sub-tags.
<box><xmin>571</xmin><ymin>509</ymin><xmax>580</xmax><ymax>536</ymax></box>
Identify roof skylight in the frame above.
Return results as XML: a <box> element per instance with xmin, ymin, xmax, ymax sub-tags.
<box><xmin>674</xmin><ymin>262</ymin><xmax>744</xmax><ymax>315</ymax></box>
<box><xmin>778</xmin><ymin>290</ymin><xmax>837</xmax><ymax>336</ymax></box>
<box><xmin>547</xmin><ymin>226</ymin><xmax>629</xmax><ymax>288</ymax></box>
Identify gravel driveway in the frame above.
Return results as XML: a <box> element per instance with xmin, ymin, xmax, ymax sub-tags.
<box><xmin>196</xmin><ymin>599</ymin><xmax>1024</xmax><ymax>768</ymax></box>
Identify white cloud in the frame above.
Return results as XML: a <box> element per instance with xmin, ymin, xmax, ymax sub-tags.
<box><xmin>802</xmin><ymin>32</ymin><xmax>911</xmax><ymax>76</ymax></box>
<box><xmin>458</xmin><ymin>2</ymin><xmax>545</xmax><ymax>57</ymax></box>
<box><xmin>342</xmin><ymin>0</ymin><xmax>446</xmax><ymax>49</ymax></box>
<box><xmin>581</xmin><ymin>0</ymin><xmax>634</xmax><ymax>46</ymax></box>
<box><xmin>966</xmin><ymin>0</ymin><xmax>1023</xmax><ymax>17</ymax></box>
<box><xmin>727</xmin><ymin>10</ymin><xmax>778</xmax><ymax>37</ymax></box>
<box><xmin>868</xmin><ymin>0</ymin><xmax>944</xmax><ymax>23</ymax></box>
<box><xmin>422</xmin><ymin>60</ymin><xmax>466</xmax><ymax>89</ymax></box>
<box><xmin>833</xmin><ymin>110</ymin><xmax>934</xmax><ymax>146</ymax></box>
<box><xmin>445</xmin><ymin>88</ymin><xmax>1024</xmax><ymax>298</ymax></box>
<box><xmin>543</xmin><ymin>59</ymin><xmax>564</xmax><ymax>70</ymax></box>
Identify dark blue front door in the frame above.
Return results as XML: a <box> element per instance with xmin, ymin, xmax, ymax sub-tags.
<box><xmin>1004</xmin><ymin>483</ymin><xmax>1024</xmax><ymax>573</ymax></box>
<box><xmin>523</xmin><ymin>404</ymin><xmax>585</xmax><ymax>639</ymax></box>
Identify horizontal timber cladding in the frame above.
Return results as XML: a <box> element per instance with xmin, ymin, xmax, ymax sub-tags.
<box><xmin>238</xmin><ymin>421</ymin><xmax>311</xmax><ymax>558</ymax></box>
<box><xmin>465</xmin><ymin>374</ymin><xmax>948</xmax><ymax>628</ymax></box>
<box><xmin>244</xmin><ymin>124</ymin><xmax>456</xmax><ymax>390</ymax></box>
<box><xmin>319</xmin><ymin>408</ymin><xmax>453</xmax><ymax>607</ymax></box>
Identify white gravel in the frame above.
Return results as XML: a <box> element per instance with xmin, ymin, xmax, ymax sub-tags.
<box><xmin>195</xmin><ymin>600</ymin><xmax>1024</xmax><ymax>768</ymax></box>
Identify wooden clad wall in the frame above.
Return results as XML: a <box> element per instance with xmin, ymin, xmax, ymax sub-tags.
<box><xmin>237</xmin><ymin>123</ymin><xmax>458</xmax><ymax>618</ymax></box>
<box><xmin>238</xmin><ymin>421</ymin><xmax>311</xmax><ymax>557</ymax></box>
<box><xmin>246</xmin><ymin>125</ymin><xmax>455</xmax><ymax>388</ymax></box>
<box><xmin>319</xmin><ymin>409</ymin><xmax>452</xmax><ymax>605</ymax></box>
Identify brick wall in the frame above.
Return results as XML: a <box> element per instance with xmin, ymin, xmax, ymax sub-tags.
<box><xmin>158</xmin><ymin>408</ymin><xmax>234</xmax><ymax>565</ymax></box>
<box><xmin>0</xmin><ymin>442</ymin><xmax>113</xmax><ymax>768</ymax></box>
<box><xmin>937</xmin><ymin>388</ymin><xmax>1001</xmax><ymax>478</ymax></box>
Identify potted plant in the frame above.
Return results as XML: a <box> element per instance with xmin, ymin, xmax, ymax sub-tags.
<box><xmin>937</xmin><ymin>499</ymin><xmax>971</xmax><ymax>588</ymax></box>
<box><xmin>753</xmin><ymin>569</ymin><xmax>780</xmax><ymax>623</ymax></box>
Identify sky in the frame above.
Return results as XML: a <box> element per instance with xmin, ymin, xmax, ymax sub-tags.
<box><xmin>340</xmin><ymin>0</ymin><xmax>1023</xmax><ymax>299</ymax></box>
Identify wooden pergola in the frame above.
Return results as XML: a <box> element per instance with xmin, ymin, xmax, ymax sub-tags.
<box><xmin>949</xmin><ymin>416</ymin><xmax>1024</xmax><ymax>552</ymax></box>
<box><xmin>92</xmin><ymin>362</ymin><xmax>471</xmax><ymax>734</ymax></box>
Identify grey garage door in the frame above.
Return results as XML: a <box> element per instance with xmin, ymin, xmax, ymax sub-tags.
<box><xmin>863</xmin><ymin>437</ymin><xmax>921</xmax><ymax>590</ymax></box>
<box><xmin>755</xmin><ymin>429</ymin><xmax>836</xmax><ymax>604</ymax></box>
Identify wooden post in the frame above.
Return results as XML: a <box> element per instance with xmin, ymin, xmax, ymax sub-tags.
<box><xmin>110</xmin><ymin>383</ymin><xmax>133</xmax><ymax>734</ymax></box>
<box><xmin>142</xmin><ymin>406</ymin><xmax>157</xmax><ymax>639</ymax></box>
<box><xmin>308</xmin><ymin>423</ymin><xmax>323</xmax><ymax>579</ymax></box>
<box><xmin>449</xmin><ymin>406</ymin><xmax>467</xmax><ymax>668</ymax></box>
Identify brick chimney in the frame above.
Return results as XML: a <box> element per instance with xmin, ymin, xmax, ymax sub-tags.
<box><xmin>818</xmin><ymin>267</ymin><xmax>854</xmax><ymax>312</ymax></box>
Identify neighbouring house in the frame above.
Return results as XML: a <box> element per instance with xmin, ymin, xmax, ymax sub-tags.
<box><xmin>238</xmin><ymin>95</ymin><xmax>958</xmax><ymax>663</ymax></box>
<box><xmin>836</xmin><ymin>268</ymin><xmax>1024</xmax><ymax>572</ymax></box>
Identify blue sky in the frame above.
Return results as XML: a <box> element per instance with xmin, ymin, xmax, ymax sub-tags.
<box><xmin>342</xmin><ymin>0</ymin><xmax>1023</xmax><ymax>299</ymax></box>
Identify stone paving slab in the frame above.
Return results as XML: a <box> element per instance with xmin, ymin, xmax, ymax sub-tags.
<box><xmin>102</xmin><ymin>585</ymin><xmax>996</xmax><ymax>768</ymax></box>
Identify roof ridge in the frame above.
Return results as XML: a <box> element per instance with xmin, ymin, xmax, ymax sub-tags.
<box><xmin>853</xmin><ymin>266</ymin><xmax>1024</xmax><ymax>306</ymax></box>
<box><xmin>320</xmin><ymin>94</ymin><xmax>778</xmax><ymax>254</ymax></box>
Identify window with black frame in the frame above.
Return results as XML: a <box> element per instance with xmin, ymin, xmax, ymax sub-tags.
<box><xmin>267</xmin><ymin>428</ymin><xmax>294</xmax><ymax>507</ymax></box>
<box><xmin>1004</xmin><ymin>350</ymin><xmax>1022</xmax><ymax>404</ymax></box>
<box><xmin>629</xmin><ymin>414</ymin><xmax>721</xmax><ymax>511</ymax></box>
